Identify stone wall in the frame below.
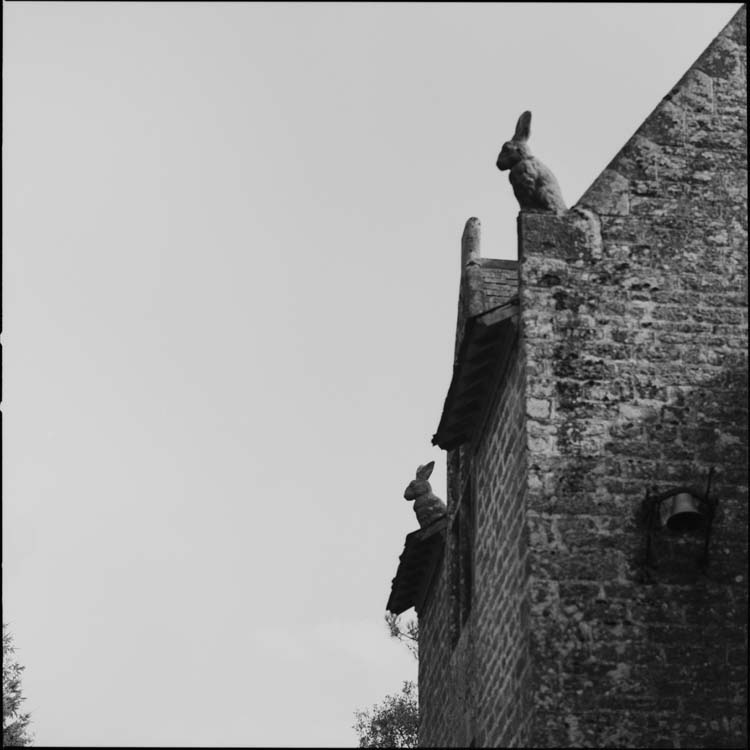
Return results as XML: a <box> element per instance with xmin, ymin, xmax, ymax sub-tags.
<box><xmin>518</xmin><ymin>6</ymin><xmax>747</xmax><ymax>746</ymax></box>
<box><xmin>416</xmin><ymin>8</ymin><xmax>746</xmax><ymax>747</ymax></box>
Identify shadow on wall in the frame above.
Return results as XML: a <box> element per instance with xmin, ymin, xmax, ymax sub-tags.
<box><xmin>538</xmin><ymin>347</ymin><xmax>748</xmax><ymax>585</ymax></box>
<box><xmin>622</xmin><ymin>355</ymin><xmax>749</xmax><ymax>586</ymax></box>
<box><xmin>620</xmin><ymin>359</ymin><xmax>747</xmax><ymax>746</ymax></box>
<box><xmin>527</xmin><ymin>355</ymin><xmax>748</xmax><ymax>748</ymax></box>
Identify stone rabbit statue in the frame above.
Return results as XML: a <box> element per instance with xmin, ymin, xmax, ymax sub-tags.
<box><xmin>403</xmin><ymin>461</ymin><xmax>447</xmax><ymax>529</ymax></box>
<box><xmin>496</xmin><ymin>110</ymin><xmax>567</xmax><ymax>213</ymax></box>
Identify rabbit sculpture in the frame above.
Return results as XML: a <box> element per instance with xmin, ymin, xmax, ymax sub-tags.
<box><xmin>496</xmin><ymin>110</ymin><xmax>567</xmax><ymax>213</ymax></box>
<box><xmin>403</xmin><ymin>461</ymin><xmax>447</xmax><ymax>529</ymax></box>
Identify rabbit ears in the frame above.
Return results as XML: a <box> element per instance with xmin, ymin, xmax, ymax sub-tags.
<box><xmin>416</xmin><ymin>461</ymin><xmax>435</xmax><ymax>480</ymax></box>
<box><xmin>512</xmin><ymin>110</ymin><xmax>532</xmax><ymax>142</ymax></box>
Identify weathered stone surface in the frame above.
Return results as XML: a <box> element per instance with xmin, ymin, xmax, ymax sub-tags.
<box><xmin>461</xmin><ymin>217</ymin><xmax>485</xmax><ymax>319</ymax></box>
<box><xmin>579</xmin><ymin>168</ymin><xmax>630</xmax><ymax>216</ymax></box>
<box><xmin>403</xmin><ymin>461</ymin><xmax>447</xmax><ymax>529</ymax></box>
<box><xmin>414</xmin><ymin>5</ymin><xmax>747</xmax><ymax>749</ymax></box>
<box><xmin>520</xmin><ymin>5</ymin><xmax>747</xmax><ymax>746</ymax></box>
<box><xmin>496</xmin><ymin>110</ymin><xmax>567</xmax><ymax>213</ymax></box>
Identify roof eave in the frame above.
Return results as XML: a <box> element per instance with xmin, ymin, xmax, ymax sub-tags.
<box><xmin>432</xmin><ymin>300</ymin><xmax>519</xmax><ymax>450</ymax></box>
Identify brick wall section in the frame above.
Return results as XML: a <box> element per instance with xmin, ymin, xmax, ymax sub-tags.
<box><xmin>420</xmin><ymin>254</ymin><xmax>523</xmax><ymax>746</ymax></box>
<box><xmin>456</xmin><ymin>258</ymin><xmax>518</xmax><ymax>358</ymax></box>
<box><xmin>419</xmin><ymin>336</ymin><xmax>531</xmax><ymax>748</ymax></box>
<box><xmin>519</xmin><ymin>6</ymin><xmax>747</xmax><ymax>747</ymax></box>
<box><xmin>417</xmin><ymin>543</ymin><xmax>453</xmax><ymax>746</ymax></box>
<box><xmin>480</xmin><ymin>260</ymin><xmax>519</xmax><ymax>310</ymax></box>
<box><xmin>470</xmin><ymin>337</ymin><xmax>532</xmax><ymax>747</ymax></box>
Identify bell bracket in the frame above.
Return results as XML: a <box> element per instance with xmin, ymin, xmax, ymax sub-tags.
<box><xmin>643</xmin><ymin>467</ymin><xmax>717</xmax><ymax>571</ymax></box>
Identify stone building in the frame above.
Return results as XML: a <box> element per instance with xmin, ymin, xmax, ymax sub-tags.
<box><xmin>386</xmin><ymin>6</ymin><xmax>747</xmax><ymax>747</ymax></box>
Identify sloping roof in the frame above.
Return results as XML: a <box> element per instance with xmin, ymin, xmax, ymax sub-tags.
<box><xmin>433</xmin><ymin>300</ymin><xmax>519</xmax><ymax>451</ymax></box>
<box><xmin>386</xmin><ymin>518</ymin><xmax>448</xmax><ymax>616</ymax></box>
<box><xmin>576</xmin><ymin>5</ymin><xmax>746</xmax><ymax>216</ymax></box>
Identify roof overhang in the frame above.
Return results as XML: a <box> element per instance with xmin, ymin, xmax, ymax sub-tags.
<box><xmin>432</xmin><ymin>301</ymin><xmax>518</xmax><ymax>451</ymax></box>
<box><xmin>386</xmin><ymin>518</ymin><xmax>448</xmax><ymax>616</ymax></box>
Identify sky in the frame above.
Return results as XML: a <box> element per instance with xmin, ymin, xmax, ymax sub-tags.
<box><xmin>2</xmin><ymin>2</ymin><xmax>742</xmax><ymax>747</ymax></box>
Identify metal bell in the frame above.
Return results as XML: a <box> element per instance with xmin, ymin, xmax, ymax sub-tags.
<box><xmin>659</xmin><ymin>492</ymin><xmax>704</xmax><ymax>533</ymax></box>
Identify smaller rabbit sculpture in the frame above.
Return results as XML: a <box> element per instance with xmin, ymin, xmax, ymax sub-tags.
<box><xmin>496</xmin><ymin>110</ymin><xmax>567</xmax><ymax>213</ymax></box>
<box><xmin>403</xmin><ymin>461</ymin><xmax>447</xmax><ymax>529</ymax></box>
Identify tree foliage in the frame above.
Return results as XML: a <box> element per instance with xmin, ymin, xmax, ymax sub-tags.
<box><xmin>353</xmin><ymin>680</ymin><xmax>418</xmax><ymax>749</ymax></box>
<box><xmin>353</xmin><ymin>613</ymin><xmax>419</xmax><ymax>747</ymax></box>
<box><xmin>3</xmin><ymin>625</ymin><xmax>33</xmax><ymax>747</ymax></box>
<box><xmin>385</xmin><ymin>612</ymin><xmax>418</xmax><ymax>661</ymax></box>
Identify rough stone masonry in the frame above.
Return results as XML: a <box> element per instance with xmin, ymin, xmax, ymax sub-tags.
<box><xmin>519</xmin><ymin>6</ymin><xmax>747</xmax><ymax>744</ymax></box>
<box><xmin>406</xmin><ymin>5</ymin><xmax>747</xmax><ymax>748</ymax></box>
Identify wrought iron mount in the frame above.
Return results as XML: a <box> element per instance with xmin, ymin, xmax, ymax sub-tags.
<box><xmin>643</xmin><ymin>467</ymin><xmax>717</xmax><ymax>571</ymax></box>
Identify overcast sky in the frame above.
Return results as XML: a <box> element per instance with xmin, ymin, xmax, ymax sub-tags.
<box><xmin>2</xmin><ymin>2</ymin><xmax>741</xmax><ymax>747</ymax></box>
